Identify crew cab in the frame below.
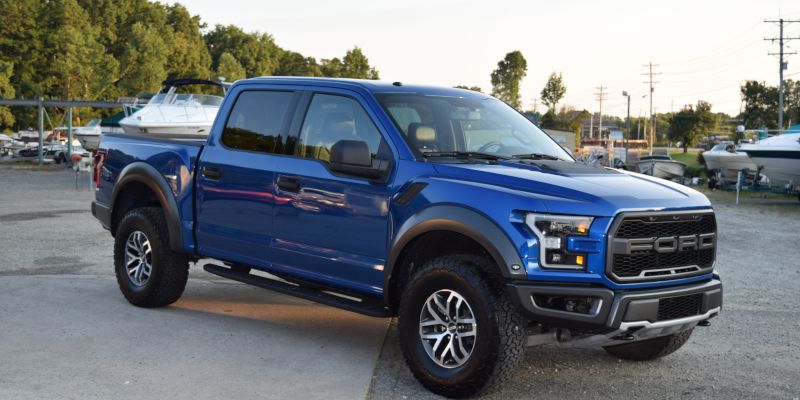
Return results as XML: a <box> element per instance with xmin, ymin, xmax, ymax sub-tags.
<box><xmin>92</xmin><ymin>77</ymin><xmax>722</xmax><ymax>398</ymax></box>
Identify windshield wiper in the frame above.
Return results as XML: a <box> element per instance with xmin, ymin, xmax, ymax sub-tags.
<box><xmin>423</xmin><ymin>151</ymin><xmax>510</xmax><ymax>161</ymax></box>
<box><xmin>510</xmin><ymin>153</ymin><xmax>564</xmax><ymax>161</ymax></box>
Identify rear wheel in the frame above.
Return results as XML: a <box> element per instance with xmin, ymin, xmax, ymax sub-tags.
<box><xmin>398</xmin><ymin>255</ymin><xmax>525</xmax><ymax>398</ymax></box>
<box><xmin>114</xmin><ymin>207</ymin><xmax>189</xmax><ymax>307</ymax></box>
<box><xmin>603</xmin><ymin>329</ymin><xmax>693</xmax><ymax>361</ymax></box>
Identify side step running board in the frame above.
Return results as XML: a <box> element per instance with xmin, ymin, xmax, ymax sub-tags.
<box><xmin>203</xmin><ymin>263</ymin><xmax>391</xmax><ymax>318</ymax></box>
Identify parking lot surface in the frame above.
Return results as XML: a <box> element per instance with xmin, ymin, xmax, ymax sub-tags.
<box><xmin>1</xmin><ymin>167</ymin><xmax>799</xmax><ymax>399</ymax></box>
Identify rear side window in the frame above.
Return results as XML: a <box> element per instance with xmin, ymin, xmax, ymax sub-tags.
<box><xmin>221</xmin><ymin>91</ymin><xmax>295</xmax><ymax>154</ymax></box>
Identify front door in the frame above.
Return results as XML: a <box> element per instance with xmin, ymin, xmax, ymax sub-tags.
<box><xmin>271</xmin><ymin>91</ymin><xmax>395</xmax><ymax>296</ymax></box>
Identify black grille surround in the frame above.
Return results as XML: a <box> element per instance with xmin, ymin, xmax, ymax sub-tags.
<box><xmin>606</xmin><ymin>210</ymin><xmax>717</xmax><ymax>283</ymax></box>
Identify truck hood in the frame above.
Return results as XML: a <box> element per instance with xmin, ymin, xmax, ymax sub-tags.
<box><xmin>431</xmin><ymin>160</ymin><xmax>711</xmax><ymax>217</ymax></box>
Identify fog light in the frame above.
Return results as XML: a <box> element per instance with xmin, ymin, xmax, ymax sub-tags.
<box><xmin>533</xmin><ymin>295</ymin><xmax>597</xmax><ymax>314</ymax></box>
<box><xmin>576</xmin><ymin>255</ymin><xmax>585</xmax><ymax>266</ymax></box>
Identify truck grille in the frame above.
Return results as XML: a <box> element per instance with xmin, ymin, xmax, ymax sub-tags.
<box><xmin>607</xmin><ymin>211</ymin><xmax>716</xmax><ymax>283</ymax></box>
<box><xmin>657</xmin><ymin>293</ymin><xmax>703</xmax><ymax>321</ymax></box>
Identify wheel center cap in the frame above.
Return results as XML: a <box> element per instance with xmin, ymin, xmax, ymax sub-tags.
<box><xmin>448</xmin><ymin>323</ymin><xmax>457</xmax><ymax>333</ymax></box>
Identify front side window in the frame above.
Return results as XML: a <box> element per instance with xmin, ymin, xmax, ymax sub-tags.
<box><xmin>297</xmin><ymin>94</ymin><xmax>387</xmax><ymax>162</ymax></box>
<box><xmin>221</xmin><ymin>90</ymin><xmax>295</xmax><ymax>154</ymax></box>
<box><xmin>377</xmin><ymin>93</ymin><xmax>573</xmax><ymax>161</ymax></box>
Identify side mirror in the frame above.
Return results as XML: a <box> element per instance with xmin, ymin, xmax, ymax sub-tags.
<box><xmin>329</xmin><ymin>140</ymin><xmax>389</xmax><ymax>181</ymax></box>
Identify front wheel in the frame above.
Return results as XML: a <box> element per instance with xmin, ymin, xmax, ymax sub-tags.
<box><xmin>114</xmin><ymin>207</ymin><xmax>189</xmax><ymax>308</ymax></box>
<box><xmin>398</xmin><ymin>255</ymin><xmax>525</xmax><ymax>398</ymax></box>
<box><xmin>603</xmin><ymin>329</ymin><xmax>694</xmax><ymax>361</ymax></box>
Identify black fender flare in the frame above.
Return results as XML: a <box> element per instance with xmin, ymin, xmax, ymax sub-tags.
<box><xmin>111</xmin><ymin>162</ymin><xmax>185</xmax><ymax>253</ymax></box>
<box><xmin>384</xmin><ymin>205</ymin><xmax>526</xmax><ymax>305</ymax></box>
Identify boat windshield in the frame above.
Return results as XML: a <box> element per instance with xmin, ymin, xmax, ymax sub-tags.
<box><xmin>146</xmin><ymin>92</ymin><xmax>223</xmax><ymax>107</ymax></box>
<box><xmin>710</xmin><ymin>143</ymin><xmax>726</xmax><ymax>151</ymax></box>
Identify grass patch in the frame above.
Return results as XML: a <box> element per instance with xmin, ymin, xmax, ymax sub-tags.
<box><xmin>670</xmin><ymin>150</ymin><xmax>705</xmax><ymax>178</ymax></box>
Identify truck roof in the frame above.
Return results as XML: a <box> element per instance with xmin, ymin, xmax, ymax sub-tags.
<box><xmin>236</xmin><ymin>76</ymin><xmax>487</xmax><ymax>98</ymax></box>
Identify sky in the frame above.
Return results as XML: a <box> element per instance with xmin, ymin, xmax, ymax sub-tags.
<box><xmin>171</xmin><ymin>0</ymin><xmax>800</xmax><ymax>119</ymax></box>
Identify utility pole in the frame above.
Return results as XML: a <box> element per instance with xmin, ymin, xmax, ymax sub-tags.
<box><xmin>594</xmin><ymin>85</ymin><xmax>607</xmax><ymax>140</ymax></box>
<box><xmin>642</xmin><ymin>62</ymin><xmax>661</xmax><ymax>155</ymax></box>
<box><xmin>765</xmin><ymin>18</ymin><xmax>800</xmax><ymax>131</ymax></box>
<box><xmin>622</xmin><ymin>91</ymin><xmax>631</xmax><ymax>162</ymax></box>
<box><xmin>636</xmin><ymin>109</ymin><xmax>642</xmax><ymax>140</ymax></box>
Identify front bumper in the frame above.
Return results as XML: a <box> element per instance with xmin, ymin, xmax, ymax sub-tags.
<box><xmin>507</xmin><ymin>278</ymin><xmax>722</xmax><ymax>333</ymax></box>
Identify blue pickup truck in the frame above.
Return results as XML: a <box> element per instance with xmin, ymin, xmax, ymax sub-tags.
<box><xmin>92</xmin><ymin>77</ymin><xmax>722</xmax><ymax>398</ymax></box>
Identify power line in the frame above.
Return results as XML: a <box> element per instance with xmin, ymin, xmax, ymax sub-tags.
<box><xmin>764</xmin><ymin>17</ymin><xmax>800</xmax><ymax>130</ymax></box>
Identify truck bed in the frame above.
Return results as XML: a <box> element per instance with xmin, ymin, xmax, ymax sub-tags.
<box><xmin>95</xmin><ymin>133</ymin><xmax>205</xmax><ymax>253</ymax></box>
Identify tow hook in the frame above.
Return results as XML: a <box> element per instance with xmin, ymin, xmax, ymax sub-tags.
<box><xmin>611</xmin><ymin>332</ymin><xmax>636</xmax><ymax>341</ymax></box>
<box><xmin>698</xmin><ymin>320</ymin><xmax>711</xmax><ymax>327</ymax></box>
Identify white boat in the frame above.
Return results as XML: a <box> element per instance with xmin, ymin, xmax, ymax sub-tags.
<box><xmin>739</xmin><ymin>132</ymin><xmax>800</xmax><ymax>191</ymax></box>
<box><xmin>73</xmin><ymin>118</ymin><xmax>103</xmax><ymax>151</ymax></box>
<box><xmin>701</xmin><ymin>142</ymin><xmax>757</xmax><ymax>183</ymax></box>
<box><xmin>636</xmin><ymin>155</ymin><xmax>686</xmax><ymax>180</ymax></box>
<box><xmin>119</xmin><ymin>79</ymin><xmax>228</xmax><ymax>138</ymax></box>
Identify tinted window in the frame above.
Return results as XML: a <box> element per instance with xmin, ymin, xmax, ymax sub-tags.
<box><xmin>221</xmin><ymin>91</ymin><xmax>295</xmax><ymax>154</ymax></box>
<box><xmin>297</xmin><ymin>94</ymin><xmax>387</xmax><ymax>162</ymax></box>
<box><xmin>377</xmin><ymin>93</ymin><xmax>573</xmax><ymax>161</ymax></box>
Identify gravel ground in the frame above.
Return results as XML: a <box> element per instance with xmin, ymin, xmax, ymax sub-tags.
<box><xmin>367</xmin><ymin>193</ymin><xmax>800</xmax><ymax>399</ymax></box>
<box><xmin>1</xmin><ymin>167</ymin><xmax>798</xmax><ymax>399</ymax></box>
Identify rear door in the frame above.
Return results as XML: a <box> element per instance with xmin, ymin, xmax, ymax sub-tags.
<box><xmin>271</xmin><ymin>90</ymin><xmax>396</xmax><ymax>296</ymax></box>
<box><xmin>195</xmin><ymin>87</ymin><xmax>301</xmax><ymax>266</ymax></box>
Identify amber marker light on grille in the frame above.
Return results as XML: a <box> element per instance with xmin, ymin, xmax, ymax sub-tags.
<box><xmin>576</xmin><ymin>255</ymin><xmax>585</xmax><ymax>266</ymax></box>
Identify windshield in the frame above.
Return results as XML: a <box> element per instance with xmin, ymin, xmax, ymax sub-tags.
<box><xmin>376</xmin><ymin>93</ymin><xmax>573</xmax><ymax>161</ymax></box>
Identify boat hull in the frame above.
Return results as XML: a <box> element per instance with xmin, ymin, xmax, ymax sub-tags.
<box><xmin>119</xmin><ymin>122</ymin><xmax>213</xmax><ymax>138</ymax></box>
<box><xmin>74</xmin><ymin>133</ymin><xmax>101</xmax><ymax>151</ymax></box>
<box><xmin>636</xmin><ymin>160</ymin><xmax>685</xmax><ymax>180</ymax></box>
<box><xmin>742</xmin><ymin>150</ymin><xmax>800</xmax><ymax>190</ymax></box>
<box><xmin>702</xmin><ymin>151</ymin><xmax>757</xmax><ymax>182</ymax></box>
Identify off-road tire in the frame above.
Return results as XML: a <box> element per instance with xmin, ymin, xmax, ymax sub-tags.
<box><xmin>603</xmin><ymin>329</ymin><xmax>694</xmax><ymax>361</ymax></box>
<box><xmin>114</xmin><ymin>207</ymin><xmax>189</xmax><ymax>307</ymax></box>
<box><xmin>398</xmin><ymin>255</ymin><xmax>525</xmax><ymax>398</ymax></box>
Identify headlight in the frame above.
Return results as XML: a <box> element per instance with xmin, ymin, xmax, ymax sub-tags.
<box><xmin>525</xmin><ymin>213</ymin><xmax>593</xmax><ymax>270</ymax></box>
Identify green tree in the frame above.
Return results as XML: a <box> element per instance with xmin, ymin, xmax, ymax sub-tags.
<box><xmin>539</xmin><ymin>110</ymin><xmax>557</xmax><ymax>128</ymax></box>
<box><xmin>555</xmin><ymin>106</ymin><xmax>589</xmax><ymax>134</ymax></box>
<box><xmin>454</xmin><ymin>85</ymin><xmax>483</xmax><ymax>92</ymax></box>
<box><xmin>668</xmin><ymin>101</ymin><xmax>715</xmax><ymax>153</ymax></box>
<box><xmin>0</xmin><ymin>61</ymin><xmax>15</xmax><ymax>128</ymax></box>
<box><xmin>39</xmin><ymin>0</ymin><xmax>117</xmax><ymax>100</ymax></box>
<box><xmin>540</xmin><ymin>72</ymin><xmax>566</xmax><ymax>111</ymax></box>
<box><xmin>490</xmin><ymin>51</ymin><xmax>527</xmax><ymax>108</ymax></box>
<box><xmin>205</xmin><ymin>25</ymin><xmax>281</xmax><ymax>77</ymax></box>
<box><xmin>164</xmin><ymin>4</ymin><xmax>211</xmax><ymax>79</ymax></box>
<box><xmin>341</xmin><ymin>47</ymin><xmax>379</xmax><ymax>79</ymax></box>
<box><xmin>117</xmin><ymin>22</ymin><xmax>169</xmax><ymax>94</ymax></box>
<box><xmin>0</xmin><ymin>0</ymin><xmax>42</xmax><ymax>99</ymax></box>
<box><xmin>739</xmin><ymin>80</ymin><xmax>778</xmax><ymax>129</ymax></box>
<box><xmin>275</xmin><ymin>51</ymin><xmax>321</xmax><ymax>77</ymax></box>
<box><xmin>216</xmin><ymin>52</ymin><xmax>246</xmax><ymax>82</ymax></box>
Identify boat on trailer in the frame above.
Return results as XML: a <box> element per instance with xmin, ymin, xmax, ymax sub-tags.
<box><xmin>636</xmin><ymin>154</ymin><xmax>686</xmax><ymax>180</ymax></box>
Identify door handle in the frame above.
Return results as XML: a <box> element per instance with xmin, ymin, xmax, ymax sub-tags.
<box><xmin>277</xmin><ymin>176</ymin><xmax>300</xmax><ymax>192</ymax></box>
<box><xmin>202</xmin><ymin>166</ymin><xmax>221</xmax><ymax>180</ymax></box>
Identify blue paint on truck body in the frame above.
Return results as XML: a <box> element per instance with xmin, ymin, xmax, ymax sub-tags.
<box><xmin>94</xmin><ymin>77</ymin><xmax>716</xmax><ymax>301</ymax></box>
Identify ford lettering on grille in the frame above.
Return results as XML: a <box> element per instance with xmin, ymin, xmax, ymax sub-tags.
<box><xmin>613</xmin><ymin>233</ymin><xmax>716</xmax><ymax>255</ymax></box>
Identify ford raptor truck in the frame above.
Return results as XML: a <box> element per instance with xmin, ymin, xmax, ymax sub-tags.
<box><xmin>92</xmin><ymin>77</ymin><xmax>722</xmax><ymax>398</ymax></box>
